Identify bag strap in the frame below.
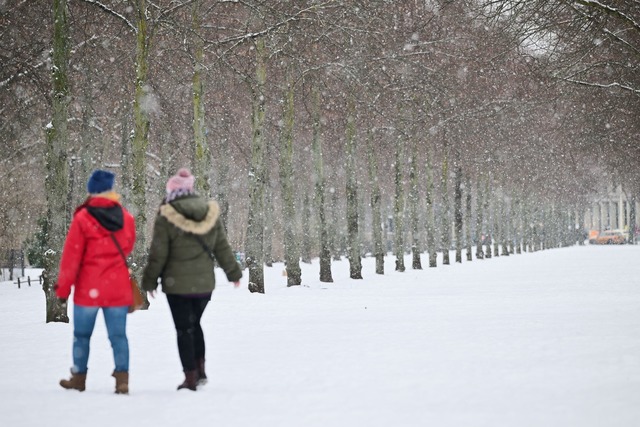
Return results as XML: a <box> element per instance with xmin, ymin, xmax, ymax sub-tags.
<box><xmin>191</xmin><ymin>234</ymin><xmax>215</xmax><ymax>261</ymax></box>
<box><xmin>110</xmin><ymin>233</ymin><xmax>129</xmax><ymax>268</ymax></box>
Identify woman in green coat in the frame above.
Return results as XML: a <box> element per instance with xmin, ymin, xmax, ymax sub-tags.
<box><xmin>142</xmin><ymin>168</ymin><xmax>242</xmax><ymax>391</ymax></box>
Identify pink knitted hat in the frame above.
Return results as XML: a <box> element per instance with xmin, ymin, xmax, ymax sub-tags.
<box><xmin>166</xmin><ymin>168</ymin><xmax>195</xmax><ymax>193</ymax></box>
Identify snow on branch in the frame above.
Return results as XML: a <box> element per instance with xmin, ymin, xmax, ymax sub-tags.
<box><xmin>572</xmin><ymin>0</ymin><xmax>640</xmax><ymax>34</ymax></box>
<box><xmin>601</xmin><ymin>27</ymin><xmax>640</xmax><ymax>56</ymax></box>
<box><xmin>157</xmin><ymin>0</ymin><xmax>199</xmax><ymax>19</ymax></box>
<box><xmin>215</xmin><ymin>2</ymin><xmax>332</xmax><ymax>46</ymax></box>
<box><xmin>0</xmin><ymin>35</ymin><xmax>100</xmax><ymax>90</ymax></box>
<box><xmin>559</xmin><ymin>77</ymin><xmax>640</xmax><ymax>94</ymax></box>
<box><xmin>78</xmin><ymin>0</ymin><xmax>136</xmax><ymax>33</ymax></box>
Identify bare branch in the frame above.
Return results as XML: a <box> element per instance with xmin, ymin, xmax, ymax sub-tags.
<box><xmin>0</xmin><ymin>35</ymin><xmax>99</xmax><ymax>89</ymax></box>
<box><xmin>571</xmin><ymin>0</ymin><xmax>640</xmax><ymax>33</ymax></box>
<box><xmin>557</xmin><ymin>77</ymin><xmax>640</xmax><ymax>94</ymax></box>
<box><xmin>76</xmin><ymin>0</ymin><xmax>136</xmax><ymax>33</ymax></box>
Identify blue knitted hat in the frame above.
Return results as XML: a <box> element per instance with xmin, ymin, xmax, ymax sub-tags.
<box><xmin>87</xmin><ymin>170</ymin><xmax>115</xmax><ymax>194</ymax></box>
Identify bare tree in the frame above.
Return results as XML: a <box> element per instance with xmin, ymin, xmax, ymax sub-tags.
<box><xmin>246</xmin><ymin>35</ymin><xmax>268</xmax><ymax>293</ymax></box>
<box><xmin>311</xmin><ymin>85</ymin><xmax>333</xmax><ymax>282</ymax></box>
<box><xmin>465</xmin><ymin>174</ymin><xmax>473</xmax><ymax>261</ymax></box>
<box><xmin>345</xmin><ymin>96</ymin><xmax>362</xmax><ymax>280</ymax></box>
<box><xmin>191</xmin><ymin>0</ymin><xmax>211</xmax><ymax>195</ymax></box>
<box><xmin>409</xmin><ymin>137</ymin><xmax>422</xmax><ymax>270</ymax></box>
<box><xmin>278</xmin><ymin>69</ymin><xmax>302</xmax><ymax>287</ymax></box>
<box><xmin>393</xmin><ymin>134</ymin><xmax>406</xmax><ymax>272</ymax></box>
<box><xmin>454</xmin><ymin>151</ymin><xmax>463</xmax><ymax>263</ymax></box>
<box><xmin>42</xmin><ymin>0</ymin><xmax>71</xmax><ymax>323</ymax></box>
<box><xmin>425</xmin><ymin>150</ymin><xmax>438</xmax><ymax>268</ymax></box>
<box><xmin>366</xmin><ymin>130</ymin><xmax>385</xmax><ymax>275</ymax></box>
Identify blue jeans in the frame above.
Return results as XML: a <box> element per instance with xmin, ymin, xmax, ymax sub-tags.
<box><xmin>72</xmin><ymin>305</ymin><xmax>129</xmax><ymax>374</ymax></box>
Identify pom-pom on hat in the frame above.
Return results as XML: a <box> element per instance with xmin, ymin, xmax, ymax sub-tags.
<box><xmin>166</xmin><ymin>168</ymin><xmax>195</xmax><ymax>193</ymax></box>
<box><xmin>87</xmin><ymin>169</ymin><xmax>115</xmax><ymax>194</ymax></box>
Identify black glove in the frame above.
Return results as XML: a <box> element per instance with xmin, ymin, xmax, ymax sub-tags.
<box><xmin>58</xmin><ymin>298</ymin><xmax>67</xmax><ymax>306</ymax></box>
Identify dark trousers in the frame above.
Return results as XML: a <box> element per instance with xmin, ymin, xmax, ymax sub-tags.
<box><xmin>166</xmin><ymin>294</ymin><xmax>210</xmax><ymax>372</ymax></box>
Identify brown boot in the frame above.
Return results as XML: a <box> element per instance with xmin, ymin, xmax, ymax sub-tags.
<box><xmin>196</xmin><ymin>358</ymin><xmax>207</xmax><ymax>385</ymax></box>
<box><xmin>112</xmin><ymin>371</ymin><xmax>129</xmax><ymax>395</ymax></box>
<box><xmin>177</xmin><ymin>370</ymin><xmax>198</xmax><ymax>391</ymax></box>
<box><xmin>59</xmin><ymin>371</ymin><xmax>87</xmax><ymax>392</ymax></box>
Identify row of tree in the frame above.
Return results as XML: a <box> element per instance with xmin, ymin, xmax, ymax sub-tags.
<box><xmin>0</xmin><ymin>1</ymin><xmax>638</xmax><ymax>319</ymax></box>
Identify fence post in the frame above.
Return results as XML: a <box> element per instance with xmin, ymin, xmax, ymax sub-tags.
<box><xmin>17</xmin><ymin>277</ymin><xmax>20</xmax><ymax>289</ymax></box>
<box><xmin>28</xmin><ymin>276</ymin><xmax>31</xmax><ymax>287</ymax></box>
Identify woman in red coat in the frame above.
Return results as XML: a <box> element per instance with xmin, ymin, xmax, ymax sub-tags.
<box><xmin>56</xmin><ymin>170</ymin><xmax>136</xmax><ymax>394</ymax></box>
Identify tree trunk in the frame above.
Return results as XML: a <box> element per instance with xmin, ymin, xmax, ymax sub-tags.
<box><xmin>543</xmin><ymin>207</ymin><xmax>551</xmax><ymax>250</ymax></box>
<box><xmin>191</xmin><ymin>1</ymin><xmax>211</xmax><ymax>196</ymax></box>
<box><xmin>330</xmin><ymin>190</ymin><xmax>341</xmax><ymax>261</ymax></box>
<box><xmin>501</xmin><ymin>199</ymin><xmax>510</xmax><ymax>256</ymax></box>
<box><xmin>425</xmin><ymin>153</ymin><xmax>437</xmax><ymax>268</ymax></box>
<box><xmin>465</xmin><ymin>175</ymin><xmax>473</xmax><ymax>261</ymax></box>
<box><xmin>345</xmin><ymin>97</ymin><xmax>362</xmax><ymax>279</ymax></box>
<box><xmin>77</xmin><ymin>80</ymin><xmax>97</xmax><ymax>208</ymax></box>
<box><xmin>119</xmin><ymin>103</ymin><xmax>132</xmax><ymax>201</ymax></box>
<box><xmin>409</xmin><ymin>139</ymin><xmax>422</xmax><ymax>270</ymax></box>
<box><xmin>279</xmin><ymin>73</ymin><xmax>301</xmax><ymax>286</ymax></box>
<box><xmin>263</xmin><ymin>141</ymin><xmax>274</xmax><ymax>268</ymax></box>
<box><xmin>530</xmin><ymin>208</ymin><xmax>537</xmax><ymax>252</ymax></box>
<box><xmin>366</xmin><ymin>130</ymin><xmax>384</xmax><ymax>275</ymax></box>
<box><xmin>515</xmin><ymin>199</ymin><xmax>522</xmax><ymax>254</ymax></box>
<box><xmin>217</xmin><ymin>126</ymin><xmax>231</xmax><ymax>233</ymax></box>
<box><xmin>263</xmin><ymin>201</ymin><xmax>274</xmax><ymax>267</ymax></box>
<box><xmin>358</xmin><ymin>191</ymin><xmax>367</xmax><ymax>259</ymax></box>
<box><xmin>475</xmin><ymin>178</ymin><xmax>485</xmax><ymax>259</ymax></box>
<box><xmin>521</xmin><ymin>205</ymin><xmax>528</xmax><ymax>252</ymax></box>
<box><xmin>574</xmin><ymin>209</ymin><xmax>582</xmax><ymax>246</ymax></box>
<box><xmin>246</xmin><ymin>37</ymin><xmax>267</xmax><ymax>293</ymax></box>
<box><xmin>629</xmin><ymin>196</ymin><xmax>636</xmax><ymax>244</ymax></box>
<box><xmin>43</xmin><ymin>0</ymin><xmax>71</xmax><ymax>323</ymax></box>
<box><xmin>454</xmin><ymin>157</ymin><xmax>463</xmax><ymax>264</ymax></box>
<box><xmin>535</xmin><ymin>208</ymin><xmax>543</xmax><ymax>251</ymax></box>
<box><xmin>301</xmin><ymin>192</ymin><xmax>313</xmax><ymax>264</ymax></box>
<box><xmin>484</xmin><ymin>180</ymin><xmax>492</xmax><ymax>258</ymax></box>
<box><xmin>441</xmin><ymin>153</ymin><xmax>450</xmax><ymax>265</ymax></box>
<box><xmin>131</xmin><ymin>0</ymin><xmax>150</xmax><ymax>274</ymax></box>
<box><xmin>312</xmin><ymin>86</ymin><xmax>333</xmax><ymax>282</ymax></box>
<box><xmin>394</xmin><ymin>136</ymin><xmax>405</xmax><ymax>272</ymax></box>
<box><xmin>493</xmin><ymin>193</ymin><xmax>500</xmax><ymax>257</ymax></box>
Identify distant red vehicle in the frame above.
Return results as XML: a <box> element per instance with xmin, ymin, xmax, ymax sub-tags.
<box><xmin>592</xmin><ymin>230</ymin><xmax>626</xmax><ymax>245</ymax></box>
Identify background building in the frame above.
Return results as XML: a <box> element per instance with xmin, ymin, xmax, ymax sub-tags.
<box><xmin>584</xmin><ymin>185</ymin><xmax>639</xmax><ymax>236</ymax></box>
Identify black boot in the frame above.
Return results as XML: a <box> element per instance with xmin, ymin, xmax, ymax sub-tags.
<box><xmin>196</xmin><ymin>358</ymin><xmax>207</xmax><ymax>385</ymax></box>
<box><xmin>177</xmin><ymin>370</ymin><xmax>198</xmax><ymax>391</ymax></box>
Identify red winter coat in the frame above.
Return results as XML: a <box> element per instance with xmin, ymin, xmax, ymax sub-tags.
<box><xmin>55</xmin><ymin>194</ymin><xmax>136</xmax><ymax>307</ymax></box>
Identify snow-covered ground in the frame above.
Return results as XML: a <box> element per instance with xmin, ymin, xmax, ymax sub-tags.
<box><xmin>1</xmin><ymin>245</ymin><xmax>639</xmax><ymax>427</ymax></box>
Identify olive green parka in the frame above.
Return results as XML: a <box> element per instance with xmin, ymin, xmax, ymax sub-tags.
<box><xmin>142</xmin><ymin>195</ymin><xmax>242</xmax><ymax>294</ymax></box>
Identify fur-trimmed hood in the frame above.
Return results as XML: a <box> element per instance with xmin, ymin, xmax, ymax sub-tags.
<box><xmin>159</xmin><ymin>199</ymin><xmax>220</xmax><ymax>235</ymax></box>
<box><xmin>142</xmin><ymin>195</ymin><xmax>241</xmax><ymax>294</ymax></box>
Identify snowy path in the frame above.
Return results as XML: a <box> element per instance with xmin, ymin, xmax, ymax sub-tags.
<box><xmin>1</xmin><ymin>245</ymin><xmax>639</xmax><ymax>427</ymax></box>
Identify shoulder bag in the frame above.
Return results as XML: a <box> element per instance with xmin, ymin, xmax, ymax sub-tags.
<box><xmin>110</xmin><ymin>233</ymin><xmax>144</xmax><ymax>313</ymax></box>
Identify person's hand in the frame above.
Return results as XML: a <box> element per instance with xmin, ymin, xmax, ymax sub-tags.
<box><xmin>233</xmin><ymin>281</ymin><xmax>240</xmax><ymax>288</ymax></box>
<box><xmin>57</xmin><ymin>298</ymin><xmax>67</xmax><ymax>306</ymax></box>
<box><xmin>147</xmin><ymin>290</ymin><xmax>157</xmax><ymax>299</ymax></box>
